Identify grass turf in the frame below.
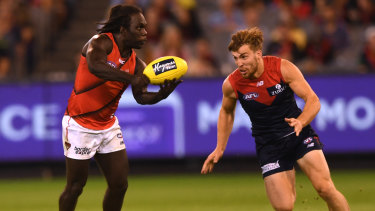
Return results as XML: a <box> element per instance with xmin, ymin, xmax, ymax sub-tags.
<box><xmin>0</xmin><ymin>170</ymin><xmax>374</xmax><ymax>211</ymax></box>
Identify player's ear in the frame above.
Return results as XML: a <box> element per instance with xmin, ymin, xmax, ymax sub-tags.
<box><xmin>119</xmin><ymin>26</ymin><xmax>125</xmax><ymax>33</ymax></box>
<box><xmin>119</xmin><ymin>26</ymin><xmax>128</xmax><ymax>35</ymax></box>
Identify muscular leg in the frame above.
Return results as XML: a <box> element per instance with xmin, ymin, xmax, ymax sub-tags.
<box><xmin>59</xmin><ymin>157</ymin><xmax>90</xmax><ymax>211</ymax></box>
<box><xmin>297</xmin><ymin>150</ymin><xmax>350</xmax><ymax>211</ymax></box>
<box><xmin>264</xmin><ymin>169</ymin><xmax>296</xmax><ymax>211</ymax></box>
<box><xmin>95</xmin><ymin>149</ymin><xmax>130</xmax><ymax>211</ymax></box>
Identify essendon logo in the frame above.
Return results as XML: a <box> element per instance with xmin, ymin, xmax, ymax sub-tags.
<box><xmin>243</xmin><ymin>92</ymin><xmax>259</xmax><ymax>101</ymax></box>
<box><xmin>152</xmin><ymin>59</ymin><xmax>177</xmax><ymax>75</ymax></box>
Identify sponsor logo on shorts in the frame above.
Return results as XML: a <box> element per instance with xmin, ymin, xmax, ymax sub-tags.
<box><xmin>64</xmin><ymin>141</ymin><xmax>71</xmax><ymax>150</ymax></box>
<box><xmin>120</xmin><ymin>140</ymin><xmax>124</xmax><ymax>145</ymax></box>
<box><xmin>243</xmin><ymin>92</ymin><xmax>259</xmax><ymax>101</ymax></box>
<box><xmin>307</xmin><ymin>143</ymin><xmax>315</xmax><ymax>148</ymax></box>
<box><xmin>303</xmin><ymin>137</ymin><xmax>313</xmax><ymax>144</ymax></box>
<box><xmin>74</xmin><ymin>146</ymin><xmax>92</xmax><ymax>155</ymax></box>
<box><xmin>117</xmin><ymin>133</ymin><xmax>123</xmax><ymax>138</ymax></box>
<box><xmin>261</xmin><ymin>160</ymin><xmax>280</xmax><ymax>174</ymax></box>
<box><xmin>153</xmin><ymin>59</ymin><xmax>176</xmax><ymax>75</ymax></box>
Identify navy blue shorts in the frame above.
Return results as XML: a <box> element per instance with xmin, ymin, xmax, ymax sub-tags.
<box><xmin>255</xmin><ymin>127</ymin><xmax>323</xmax><ymax>178</ymax></box>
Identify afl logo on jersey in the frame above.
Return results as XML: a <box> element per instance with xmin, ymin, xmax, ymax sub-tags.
<box><xmin>107</xmin><ymin>61</ymin><xmax>117</xmax><ymax>68</ymax></box>
<box><xmin>267</xmin><ymin>83</ymin><xmax>286</xmax><ymax>96</ymax></box>
<box><xmin>243</xmin><ymin>92</ymin><xmax>259</xmax><ymax>101</ymax></box>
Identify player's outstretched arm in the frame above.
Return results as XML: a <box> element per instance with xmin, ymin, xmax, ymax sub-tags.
<box><xmin>281</xmin><ymin>59</ymin><xmax>320</xmax><ymax>136</ymax></box>
<box><xmin>201</xmin><ymin>78</ymin><xmax>237</xmax><ymax>174</ymax></box>
<box><xmin>132</xmin><ymin>57</ymin><xmax>181</xmax><ymax>105</ymax></box>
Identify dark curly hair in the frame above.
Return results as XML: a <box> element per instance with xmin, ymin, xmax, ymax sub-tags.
<box><xmin>97</xmin><ymin>4</ymin><xmax>142</xmax><ymax>34</ymax></box>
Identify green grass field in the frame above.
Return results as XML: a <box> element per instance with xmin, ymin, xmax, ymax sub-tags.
<box><xmin>0</xmin><ymin>170</ymin><xmax>374</xmax><ymax>211</ymax></box>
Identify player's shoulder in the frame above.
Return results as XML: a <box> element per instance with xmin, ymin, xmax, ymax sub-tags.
<box><xmin>263</xmin><ymin>55</ymin><xmax>282</xmax><ymax>70</ymax></box>
<box><xmin>263</xmin><ymin>55</ymin><xmax>281</xmax><ymax>61</ymax></box>
<box><xmin>280</xmin><ymin>58</ymin><xmax>304</xmax><ymax>83</ymax></box>
<box><xmin>280</xmin><ymin>59</ymin><xmax>300</xmax><ymax>73</ymax></box>
<box><xmin>87</xmin><ymin>33</ymin><xmax>113</xmax><ymax>53</ymax></box>
<box><xmin>91</xmin><ymin>33</ymin><xmax>113</xmax><ymax>45</ymax></box>
<box><xmin>222</xmin><ymin>76</ymin><xmax>235</xmax><ymax>95</ymax></box>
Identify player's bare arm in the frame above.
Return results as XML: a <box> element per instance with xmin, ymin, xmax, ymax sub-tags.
<box><xmin>84</xmin><ymin>34</ymin><xmax>135</xmax><ymax>83</ymax></box>
<box><xmin>281</xmin><ymin>59</ymin><xmax>320</xmax><ymax>136</ymax></box>
<box><xmin>201</xmin><ymin>78</ymin><xmax>237</xmax><ymax>174</ymax></box>
<box><xmin>132</xmin><ymin>57</ymin><xmax>182</xmax><ymax>105</ymax></box>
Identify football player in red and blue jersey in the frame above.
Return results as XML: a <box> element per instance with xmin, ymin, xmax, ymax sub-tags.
<box><xmin>201</xmin><ymin>27</ymin><xmax>349</xmax><ymax>211</ymax></box>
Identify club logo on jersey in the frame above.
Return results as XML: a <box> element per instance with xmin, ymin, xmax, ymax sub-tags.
<box><xmin>256</xmin><ymin>81</ymin><xmax>264</xmax><ymax>87</ymax></box>
<box><xmin>153</xmin><ymin>59</ymin><xmax>177</xmax><ymax>75</ymax></box>
<box><xmin>303</xmin><ymin>137</ymin><xmax>313</xmax><ymax>144</ymax></box>
<box><xmin>243</xmin><ymin>92</ymin><xmax>259</xmax><ymax>101</ymax></box>
<box><xmin>267</xmin><ymin>83</ymin><xmax>286</xmax><ymax>96</ymax></box>
<box><xmin>119</xmin><ymin>58</ymin><xmax>126</xmax><ymax>64</ymax></box>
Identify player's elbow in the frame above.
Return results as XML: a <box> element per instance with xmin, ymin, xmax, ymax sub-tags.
<box><xmin>88</xmin><ymin>62</ymin><xmax>108</xmax><ymax>79</ymax></box>
<box><xmin>315</xmin><ymin>95</ymin><xmax>321</xmax><ymax>111</ymax></box>
<box><xmin>311</xmin><ymin>94</ymin><xmax>321</xmax><ymax>113</ymax></box>
<box><xmin>88</xmin><ymin>64</ymin><xmax>102</xmax><ymax>77</ymax></box>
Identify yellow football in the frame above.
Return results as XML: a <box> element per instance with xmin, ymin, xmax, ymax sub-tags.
<box><xmin>143</xmin><ymin>56</ymin><xmax>188</xmax><ymax>85</ymax></box>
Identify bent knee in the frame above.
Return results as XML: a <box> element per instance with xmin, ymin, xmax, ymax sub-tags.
<box><xmin>108</xmin><ymin>179</ymin><xmax>128</xmax><ymax>193</ymax></box>
<box><xmin>273</xmin><ymin>203</ymin><xmax>294</xmax><ymax>211</ymax></box>
<box><xmin>315</xmin><ymin>182</ymin><xmax>337</xmax><ymax>199</ymax></box>
<box><xmin>66</xmin><ymin>182</ymin><xmax>86</xmax><ymax>197</ymax></box>
<box><xmin>272</xmin><ymin>196</ymin><xmax>295</xmax><ymax>211</ymax></box>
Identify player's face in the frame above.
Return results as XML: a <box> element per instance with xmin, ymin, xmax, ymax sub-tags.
<box><xmin>125</xmin><ymin>13</ymin><xmax>147</xmax><ymax>49</ymax></box>
<box><xmin>232</xmin><ymin>45</ymin><xmax>262</xmax><ymax>79</ymax></box>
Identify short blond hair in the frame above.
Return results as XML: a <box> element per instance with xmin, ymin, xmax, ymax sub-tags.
<box><xmin>228</xmin><ymin>27</ymin><xmax>263</xmax><ymax>52</ymax></box>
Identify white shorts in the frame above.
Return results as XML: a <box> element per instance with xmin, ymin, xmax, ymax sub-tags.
<box><xmin>62</xmin><ymin>115</ymin><xmax>126</xmax><ymax>160</ymax></box>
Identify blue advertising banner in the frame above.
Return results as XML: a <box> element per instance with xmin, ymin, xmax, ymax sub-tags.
<box><xmin>0</xmin><ymin>75</ymin><xmax>374</xmax><ymax>162</ymax></box>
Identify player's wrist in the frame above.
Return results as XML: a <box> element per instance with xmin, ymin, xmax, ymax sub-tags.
<box><xmin>215</xmin><ymin>147</ymin><xmax>225</xmax><ymax>154</ymax></box>
<box><xmin>156</xmin><ymin>91</ymin><xmax>167</xmax><ymax>100</ymax></box>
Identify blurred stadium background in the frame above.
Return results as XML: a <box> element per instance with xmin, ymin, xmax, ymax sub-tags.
<box><xmin>0</xmin><ymin>0</ymin><xmax>375</xmax><ymax>210</ymax></box>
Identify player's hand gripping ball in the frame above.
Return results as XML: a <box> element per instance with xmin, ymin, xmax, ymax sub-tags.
<box><xmin>143</xmin><ymin>56</ymin><xmax>188</xmax><ymax>85</ymax></box>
